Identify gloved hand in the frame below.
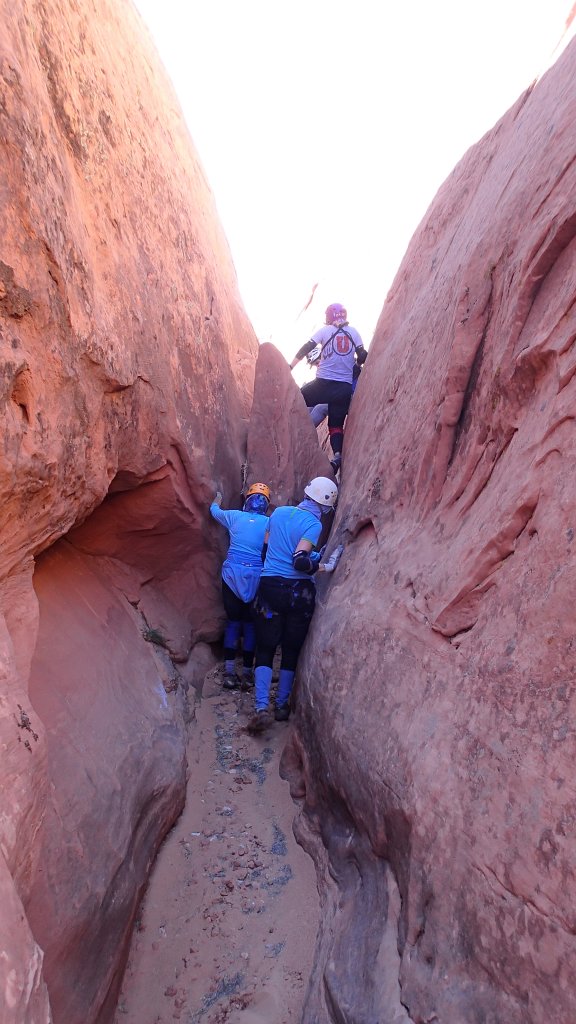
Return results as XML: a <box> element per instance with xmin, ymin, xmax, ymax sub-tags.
<box><xmin>214</xmin><ymin>491</ymin><xmax>223</xmax><ymax>507</ymax></box>
<box><xmin>319</xmin><ymin>543</ymin><xmax>344</xmax><ymax>573</ymax></box>
<box><xmin>309</xmin><ymin>550</ymin><xmax>322</xmax><ymax>565</ymax></box>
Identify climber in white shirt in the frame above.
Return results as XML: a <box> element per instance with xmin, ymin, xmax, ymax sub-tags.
<box><xmin>289</xmin><ymin>303</ymin><xmax>367</xmax><ymax>472</ymax></box>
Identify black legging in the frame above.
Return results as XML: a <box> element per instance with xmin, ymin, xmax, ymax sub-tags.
<box><xmin>222</xmin><ymin>581</ymin><xmax>255</xmax><ymax>668</ymax></box>
<box><xmin>254</xmin><ymin>577</ymin><xmax>316</xmax><ymax>672</ymax></box>
<box><xmin>222</xmin><ymin>580</ymin><xmax>254</xmax><ymax>622</ymax></box>
<box><xmin>300</xmin><ymin>377</ymin><xmax>352</xmax><ymax>454</ymax></box>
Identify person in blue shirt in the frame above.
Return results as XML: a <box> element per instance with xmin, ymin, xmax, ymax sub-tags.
<box><xmin>210</xmin><ymin>482</ymin><xmax>271</xmax><ymax>690</ymax></box>
<box><xmin>248</xmin><ymin>476</ymin><xmax>339</xmax><ymax>733</ymax></box>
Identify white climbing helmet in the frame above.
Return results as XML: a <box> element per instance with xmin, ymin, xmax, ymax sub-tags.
<box><xmin>304</xmin><ymin>476</ymin><xmax>338</xmax><ymax>508</ymax></box>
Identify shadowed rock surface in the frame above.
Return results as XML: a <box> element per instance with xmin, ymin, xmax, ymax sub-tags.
<box><xmin>1</xmin><ymin>2</ymin><xmax>330</xmax><ymax>1020</ymax></box>
<box><xmin>0</xmin><ymin>0</ymin><xmax>261</xmax><ymax>1020</ymax></box>
<box><xmin>284</xmin><ymin>36</ymin><xmax>576</xmax><ymax>1024</ymax></box>
<box><xmin>4</xmin><ymin>1</ymin><xmax>576</xmax><ymax>1022</ymax></box>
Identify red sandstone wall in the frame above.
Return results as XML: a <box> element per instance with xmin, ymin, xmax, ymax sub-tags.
<box><xmin>246</xmin><ymin>342</ymin><xmax>333</xmax><ymax>507</ymax></box>
<box><xmin>286</xmin><ymin>37</ymin><xmax>576</xmax><ymax>1024</ymax></box>
<box><xmin>0</xmin><ymin>0</ymin><xmax>258</xmax><ymax>1020</ymax></box>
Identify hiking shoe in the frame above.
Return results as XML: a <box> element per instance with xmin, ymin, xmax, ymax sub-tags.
<box><xmin>222</xmin><ymin>673</ymin><xmax>239</xmax><ymax>690</ymax></box>
<box><xmin>274</xmin><ymin>703</ymin><xmax>291</xmax><ymax>722</ymax></box>
<box><xmin>247</xmin><ymin>709</ymin><xmax>272</xmax><ymax>734</ymax></box>
<box><xmin>330</xmin><ymin>453</ymin><xmax>341</xmax><ymax>475</ymax></box>
<box><xmin>240</xmin><ymin>669</ymin><xmax>254</xmax><ymax>692</ymax></box>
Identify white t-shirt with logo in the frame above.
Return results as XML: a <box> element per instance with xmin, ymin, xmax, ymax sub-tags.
<box><xmin>309</xmin><ymin>324</ymin><xmax>364</xmax><ymax>383</ymax></box>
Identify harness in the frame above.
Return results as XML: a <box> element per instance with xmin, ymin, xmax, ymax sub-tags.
<box><xmin>318</xmin><ymin>326</ymin><xmax>357</xmax><ymax>361</ymax></box>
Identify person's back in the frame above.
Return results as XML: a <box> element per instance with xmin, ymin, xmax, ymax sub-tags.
<box><xmin>210</xmin><ymin>483</ymin><xmax>271</xmax><ymax>690</ymax></box>
<box><xmin>214</xmin><ymin>507</ymin><xmax>269</xmax><ymax>565</ymax></box>
<box><xmin>262</xmin><ymin>505</ymin><xmax>322</xmax><ymax>580</ymax></box>
<box><xmin>311</xmin><ymin>322</ymin><xmax>364</xmax><ymax>384</ymax></box>
<box><xmin>289</xmin><ymin>302</ymin><xmax>367</xmax><ymax>471</ymax></box>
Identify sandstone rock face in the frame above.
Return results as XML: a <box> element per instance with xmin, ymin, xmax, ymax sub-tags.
<box><xmin>246</xmin><ymin>342</ymin><xmax>333</xmax><ymax>507</ymax></box>
<box><xmin>285</xmin><ymin>38</ymin><xmax>576</xmax><ymax>1024</ymax></box>
<box><xmin>1</xmin><ymin>0</ymin><xmax>257</xmax><ymax>1020</ymax></box>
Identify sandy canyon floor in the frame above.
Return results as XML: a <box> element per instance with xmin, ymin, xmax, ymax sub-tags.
<box><xmin>114</xmin><ymin>667</ymin><xmax>319</xmax><ymax>1024</ymax></box>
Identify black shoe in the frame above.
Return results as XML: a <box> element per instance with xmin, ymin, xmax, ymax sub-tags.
<box><xmin>274</xmin><ymin>703</ymin><xmax>291</xmax><ymax>722</ymax></box>
<box><xmin>222</xmin><ymin>673</ymin><xmax>239</xmax><ymax>690</ymax></box>
<box><xmin>240</xmin><ymin>669</ymin><xmax>254</xmax><ymax>692</ymax></box>
<box><xmin>330</xmin><ymin>454</ymin><xmax>341</xmax><ymax>475</ymax></box>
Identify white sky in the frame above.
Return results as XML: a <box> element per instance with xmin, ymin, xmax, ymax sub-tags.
<box><xmin>134</xmin><ymin>1</ymin><xmax>572</xmax><ymax>357</ymax></box>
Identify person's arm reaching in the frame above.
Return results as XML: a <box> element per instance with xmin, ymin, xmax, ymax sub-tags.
<box><xmin>289</xmin><ymin>340</ymin><xmax>316</xmax><ymax>370</ymax></box>
<box><xmin>318</xmin><ymin>544</ymin><xmax>344</xmax><ymax>573</ymax></box>
<box><xmin>210</xmin><ymin>492</ymin><xmax>233</xmax><ymax>527</ymax></box>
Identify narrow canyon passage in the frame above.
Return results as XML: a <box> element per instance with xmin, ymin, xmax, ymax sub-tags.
<box><xmin>114</xmin><ymin>667</ymin><xmax>319</xmax><ymax>1024</ymax></box>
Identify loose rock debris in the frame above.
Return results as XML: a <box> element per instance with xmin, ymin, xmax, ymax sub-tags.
<box><xmin>114</xmin><ymin>667</ymin><xmax>318</xmax><ymax>1023</ymax></box>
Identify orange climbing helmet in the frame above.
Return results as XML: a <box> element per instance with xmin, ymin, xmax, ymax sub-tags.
<box><xmin>245</xmin><ymin>482</ymin><xmax>271</xmax><ymax>502</ymax></box>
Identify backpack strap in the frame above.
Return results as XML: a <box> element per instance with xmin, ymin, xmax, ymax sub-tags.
<box><xmin>318</xmin><ymin>327</ymin><xmax>357</xmax><ymax>360</ymax></box>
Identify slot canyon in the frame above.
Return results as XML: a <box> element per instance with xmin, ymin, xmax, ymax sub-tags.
<box><xmin>2</xmin><ymin>2</ymin><xmax>576</xmax><ymax>1023</ymax></box>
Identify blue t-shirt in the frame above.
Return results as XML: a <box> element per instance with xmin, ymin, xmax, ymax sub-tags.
<box><xmin>210</xmin><ymin>504</ymin><xmax>269</xmax><ymax>601</ymax></box>
<box><xmin>262</xmin><ymin>505</ymin><xmax>322</xmax><ymax>581</ymax></box>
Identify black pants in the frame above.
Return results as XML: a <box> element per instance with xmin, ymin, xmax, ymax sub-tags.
<box><xmin>222</xmin><ymin>581</ymin><xmax>256</xmax><ymax>667</ymax></box>
<box><xmin>254</xmin><ymin>577</ymin><xmax>316</xmax><ymax>672</ymax></box>
<box><xmin>300</xmin><ymin>377</ymin><xmax>352</xmax><ymax>454</ymax></box>
<box><xmin>222</xmin><ymin>580</ymin><xmax>253</xmax><ymax>622</ymax></box>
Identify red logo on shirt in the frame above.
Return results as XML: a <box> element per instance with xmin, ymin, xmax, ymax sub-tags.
<box><xmin>335</xmin><ymin>332</ymin><xmax>352</xmax><ymax>354</ymax></box>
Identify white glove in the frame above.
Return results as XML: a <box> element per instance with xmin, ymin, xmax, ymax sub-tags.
<box><xmin>214</xmin><ymin>491</ymin><xmax>223</xmax><ymax>507</ymax></box>
<box><xmin>319</xmin><ymin>544</ymin><xmax>344</xmax><ymax>573</ymax></box>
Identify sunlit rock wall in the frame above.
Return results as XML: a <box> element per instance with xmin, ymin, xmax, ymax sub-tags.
<box><xmin>0</xmin><ymin>0</ymin><xmax>257</xmax><ymax>1020</ymax></box>
<box><xmin>285</xmin><ymin>36</ymin><xmax>576</xmax><ymax>1024</ymax></box>
<box><xmin>246</xmin><ymin>342</ymin><xmax>333</xmax><ymax>507</ymax></box>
